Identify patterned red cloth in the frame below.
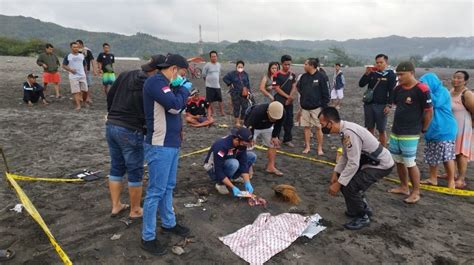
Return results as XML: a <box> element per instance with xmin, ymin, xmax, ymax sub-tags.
<box><xmin>219</xmin><ymin>213</ymin><xmax>308</xmax><ymax>265</ymax></box>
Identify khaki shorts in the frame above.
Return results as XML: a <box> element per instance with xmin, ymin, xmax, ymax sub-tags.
<box><xmin>70</xmin><ymin>78</ymin><xmax>88</xmax><ymax>94</ymax></box>
<box><xmin>253</xmin><ymin>127</ymin><xmax>274</xmax><ymax>148</ymax></box>
<box><xmin>300</xmin><ymin>108</ymin><xmax>321</xmax><ymax>128</ymax></box>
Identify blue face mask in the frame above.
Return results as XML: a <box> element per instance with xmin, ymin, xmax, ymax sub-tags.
<box><xmin>171</xmin><ymin>75</ymin><xmax>184</xmax><ymax>86</ymax></box>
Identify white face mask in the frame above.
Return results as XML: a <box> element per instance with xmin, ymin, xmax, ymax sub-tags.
<box><xmin>237</xmin><ymin>67</ymin><xmax>244</xmax><ymax>73</ymax></box>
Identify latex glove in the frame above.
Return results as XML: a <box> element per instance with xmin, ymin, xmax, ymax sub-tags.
<box><xmin>181</xmin><ymin>80</ymin><xmax>193</xmax><ymax>91</ymax></box>
<box><xmin>232</xmin><ymin>186</ymin><xmax>242</xmax><ymax>197</ymax></box>
<box><xmin>244</xmin><ymin>181</ymin><xmax>254</xmax><ymax>194</ymax></box>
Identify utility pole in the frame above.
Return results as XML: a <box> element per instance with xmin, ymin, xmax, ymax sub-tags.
<box><xmin>198</xmin><ymin>24</ymin><xmax>203</xmax><ymax>55</ymax></box>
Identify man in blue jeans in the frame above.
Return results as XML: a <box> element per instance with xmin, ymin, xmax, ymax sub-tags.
<box><xmin>204</xmin><ymin>127</ymin><xmax>257</xmax><ymax>196</ymax></box>
<box><xmin>141</xmin><ymin>54</ymin><xmax>192</xmax><ymax>256</ymax></box>
<box><xmin>106</xmin><ymin>54</ymin><xmax>165</xmax><ymax>219</ymax></box>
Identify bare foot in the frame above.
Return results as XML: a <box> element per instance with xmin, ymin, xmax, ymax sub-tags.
<box><xmin>74</xmin><ymin>107</ymin><xmax>81</xmax><ymax>111</ymax></box>
<box><xmin>130</xmin><ymin>207</ymin><xmax>143</xmax><ymax>219</ymax></box>
<box><xmin>388</xmin><ymin>187</ymin><xmax>410</xmax><ymax>195</ymax></box>
<box><xmin>447</xmin><ymin>180</ymin><xmax>456</xmax><ymax>189</ymax></box>
<box><xmin>302</xmin><ymin>148</ymin><xmax>310</xmax><ymax>154</ymax></box>
<box><xmin>110</xmin><ymin>203</ymin><xmax>130</xmax><ymax>217</ymax></box>
<box><xmin>317</xmin><ymin>150</ymin><xmax>324</xmax><ymax>156</ymax></box>
<box><xmin>404</xmin><ymin>193</ymin><xmax>420</xmax><ymax>204</ymax></box>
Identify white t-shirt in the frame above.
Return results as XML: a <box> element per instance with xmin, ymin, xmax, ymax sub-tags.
<box><xmin>202</xmin><ymin>62</ymin><xmax>221</xmax><ymax>88</ymax></box>
<box><xmin>63</xmin><ymin>53</ymin><xmax>86</xmax><ymax>80</ymax></box>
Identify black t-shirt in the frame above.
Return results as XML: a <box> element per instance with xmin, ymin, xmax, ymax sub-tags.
<box><xmin>297</xmin><ymin>71</ymin><xmax>330</xmax><ymax>110</ymax></box>
<box><xmin>186</xmin><ymin>97</ymin><xmax>209</xmax><ymax>116</ymax></box>
<box><xmin>392</xmin><ymin>83</ymin><xmax>433</xmax><ymax>135</ymax></box>
<box><xmin>97</xmin><ymin>52</ymin><xmax>115</xmax><ymax>73</ymax></box>
<box><xmin>81</xmin><ymin>49</ymin><xmax>94</xmax><ymax>72</ymax></box>
<box><xmin>272</xmin><ymin>71</ymin><xmax>296</xmax><ymax>104</ymax></box>
<box><xmin>358</xmin><ymin>70</ymin><xmax>397</xmax><ymax>105</ymax></box>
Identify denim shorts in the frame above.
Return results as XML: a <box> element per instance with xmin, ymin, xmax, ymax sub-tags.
<box><xmin>106</xmin><ymin>123</ymin><xmax>144</xmax><ymax>186</ymax></box>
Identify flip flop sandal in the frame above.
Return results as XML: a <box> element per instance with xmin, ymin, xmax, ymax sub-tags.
<box><xmin>403</xmin><ymin>196</ymin><xmax>420</xmax><ymax>204</ymax></box>
<box><xmin>110</xmin><ymin>204</ymin><xmax>130</xmax><ymax>218</ymax></box>
<box><xmin>266</xmin><ymin>169</ymin><xmax>284</xmax><ymax>176</ymax></box>
<box><xmin>0</xmin><ymin>249</ymin><xmax>15</xmax><ymax>261</ymax></box>
<box><xmin>420</xmin><ymin>179</ymin><xmax>438</xmax><ymax>186</ymax></box>
<box><xmin>455</xmin><ymin>181</ymin><xmax>467</xmax><ymax>190</ymax></box>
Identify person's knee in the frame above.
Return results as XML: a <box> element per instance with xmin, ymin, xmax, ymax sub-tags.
<box><xmin>247</xmin><ymin>152</ymin><xmax>257</xmax><ymax>164</ymax></box>
<box><xmin>109</xmin><ymin>175</ymin><xmax>123</xmax><ymax>183</ymax></box>
<box><xmin>128</xmin><ymin>180</ymin><xmax>143</xmax><ymax>187</ymax></box>
<box><xmin>225</xmin><ymin>158</ymin><xmax>240</xmax><ymax>175</ymax></box>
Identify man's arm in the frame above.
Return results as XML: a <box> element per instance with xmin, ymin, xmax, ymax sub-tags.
<box><xmin>337</xmin><ymin>132</ymin><xmax>362</xmax><ymax>186</ymax></box>
<box><xmin>107</xmin><ymin>72</ymin><xmax>124</xmax><ymax>112</ymax></box>
<box><xmin>320</xmin><ymin>75</ymin><xmax>330</xmax><ymax>107</ymax></box>
<box><xmin>144</xmin><ymin>80</ymin><xmax>190</xmax><ymax>114</ymax></box>
<box><xmin>358</xmin><ymin>72</ymin><xmax>371</xmax><ymax>88</ymax></box>
<box><xmin>202</xmin><ymin>64</ymin><xmax>208</xmax><ymax>80</ymax></box>
<box><xmin>36</xmin><ymin>54</ymin><xmax>46</xmax><ymax>67</ymax></box>
<box><xmin>271</xmin><ymin>112</ymin><xmax>285</xmax><ymax>138</ymax></box>
<box><xmin>61</xmin><ymin>56</ymin><xmax>76</xmax><ymax>74</ymax></box>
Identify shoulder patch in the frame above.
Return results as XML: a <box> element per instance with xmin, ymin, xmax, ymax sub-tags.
<box><xmin>343</xmin><ymin>135</ymin><xmax>352</xmax><ymax>148</ymax></box>
<box><xmin>217</xmin><ymin>150</ymin><xmax>225</xmax><ymax>157</ymax></box>
<box><xmin>417</xmin><ymin>82</ymin><xmax>430</xmax><ymax>93</ymax></box>
<box><xmin>162</xmin><ymin>86</ymin><xmax>171</xmax><ymax>93</ymax></box>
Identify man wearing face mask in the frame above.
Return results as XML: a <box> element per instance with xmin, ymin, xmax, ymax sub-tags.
<box><xmin>318</xmin><ymin>107</ymin><xmax>394</xmax><ymax>230</ymax></box>
<box><xmin>141</xmin><ymin>54</ymin><xmax>193</xmax><ymax>256</ymax></box>
<box><xmin>204</xmin><ymin>127</ymin><xmax>257</xmax><ymax>196</ymax></box>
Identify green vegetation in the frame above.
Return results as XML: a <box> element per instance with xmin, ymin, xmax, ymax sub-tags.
<box><xmin>0</xmin><ymin>37</ymin><xmax>64</xmax><ymax>57</ymax></box>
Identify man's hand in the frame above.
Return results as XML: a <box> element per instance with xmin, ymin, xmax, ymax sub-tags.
<box><xmin>42</xmin><ymin>64</ymin><xmax>48</xmax><ymax>69</ymax></box>
<box><xmin>330</xmin><ymin>172</ymin><xmax>338</xmax><ymax>184</ymax></box>
<box><xmin>244</xmin><ymin>181</ymin><xmax>254</xmax><ymax>193</ymax></box>
<box><xmin>271</xmin><ymin>137</ymin><xmax>281</xmax><ymax>148</ymax></box>
<box><xmin>365</xmin><ymin>67</ymin><xmax>373</xmax><ymax>75</ymax></box>
<box><xmin>328</xmin><ymin>181</ymin><xmax>341</xmax><ymax>196</ymax></box>
<box><xmin>70</xmin><ymin>69</ymin><xmax>77</xmax><ymax>74</ymax></box>
<box><xmin>285</xmin><ymin>96</ymin><xmax>293</xmax><ymax>106</ymax></box>
<box><xmin>383</xmin><ymin>106</ymin><xmax>391</xmax><ymax>115</ymax></box>
<box><xmin>296</xmin><ymin>110</ymin><xmax>302</xmax><ymax>123</ymax></box>
<box><xmin>93</xmin><ymin>70</ymin><xmax>98</xmax><ymax>76</ymax></box>
<box><xmin>232</xmin><ymin>186</ymin><xmax>242</xmax><ymax>197</ymax></box>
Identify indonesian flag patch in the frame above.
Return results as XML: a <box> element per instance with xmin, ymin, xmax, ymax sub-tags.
<box><xmin>217</xmin><ymin>150</ymin><xmax>225</xmax><ymax>157</ymax></box>
<box><xmin>162</xmin><ymin>86</ymin><xmax>171</xmax><ymax>93</ymax></box>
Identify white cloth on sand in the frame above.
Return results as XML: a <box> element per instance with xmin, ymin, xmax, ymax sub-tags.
<box><xmin>219</xmin><ymin>212</ymin><xmax>325</xmax><ymax>265</ymax></box>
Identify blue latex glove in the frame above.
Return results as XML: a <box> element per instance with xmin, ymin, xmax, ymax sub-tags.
<box><xmin>181</xmin><ymin>80</ymin><xmax>192</xmax><ymax>91</ymax></box>
<box><xmin>232</xmin><ymin>186</ymin><xmax>242</xmax><ymax>197</ymax></box>
<box><xmin>244</xmin><ymin>181</ymin><xmax>254</xmax><ymax>193</ymax></box>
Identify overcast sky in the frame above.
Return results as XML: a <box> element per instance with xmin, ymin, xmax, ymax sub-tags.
<box><xmin>1</xmin><ymin>0</ymin><xmax>473</xmax><ymax>42</ymax></box>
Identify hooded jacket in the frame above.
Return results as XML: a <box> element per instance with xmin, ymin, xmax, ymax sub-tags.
<box><xmin>420</xmin><ymin>73</ymin><xmax>457</xmax><ymax>141</ymax></box>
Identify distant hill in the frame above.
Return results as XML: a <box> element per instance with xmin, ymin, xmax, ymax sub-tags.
<box><xmin>1</xmin><ymin>14</ymin><xmax>473</xmax><ymax>64</ymax></box>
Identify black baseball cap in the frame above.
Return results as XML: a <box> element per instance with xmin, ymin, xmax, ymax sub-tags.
<box><xmin>157</xmin><ymin>54</ymin><xmax>189</xmax><ymax>69</ymax></box>
<box><xmin>231</xmin><ymin>127</ymin><xmax>253</xmax><ymax>142</ymax></box>
<box><xmin>27</xmin><ymin>73</ymin><xmax>38</xmax><ymax>78</ymax></box>
<box><xmin>141</xmin><ymin>54</ymin><xmax>166</xmax><ymax>72</ymax></box>
<box><xmin>190</xmin><ymin>88</ymin><xmax>199</xmax><ymax>96</ymax></box>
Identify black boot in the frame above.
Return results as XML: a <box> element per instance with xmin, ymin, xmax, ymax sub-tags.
<box><xmin>344</xmin><ymin>214</ymin><xmax>370</xmax><ymax>230</ymax></box>
<box><xmin>141</xmin><ymin>239</ymin><xmax>167</xmax><ymax>256</ymax></box>
<box><xmin>161</xmin><ymin>223</ymin><xmax>190</xmax><ymax>237</ymax></box>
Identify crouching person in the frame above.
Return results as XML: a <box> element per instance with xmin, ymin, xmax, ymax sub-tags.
<box><xmin>319</xmin><ymin>107</ymin><xmax>394</xmax><ymax>230</ymax></box>
<box><xmin>204</xmin><ymin>127</ymin><xmax>257</xmax><ymax>196</ymax></box>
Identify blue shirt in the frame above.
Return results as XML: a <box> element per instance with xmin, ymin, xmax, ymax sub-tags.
<box><xmin>223</xmin><ymin>70</ymin><xmax>250</xmax><ymax>94</ymax></box>
<box><xmin>143</xmin><ymin>72</ymin><xmax>190</xmax><ymax>147</ymax></box>
<box><xmin>204</xmin><ymin>135</ymin><xmax>249</xmax><ymax>182</ymax></box>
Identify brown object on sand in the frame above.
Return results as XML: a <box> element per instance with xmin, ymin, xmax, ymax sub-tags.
<box><xmin>273</xmin><ymin>184</ymin><xmax>301</xmax><ymax>205</ymax></box>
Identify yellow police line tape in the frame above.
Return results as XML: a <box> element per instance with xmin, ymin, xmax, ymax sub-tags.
<box><xmin>384</xmin><ymin>177</ymin><xmax>474</xmax><ymax>197</ymax></box>
<box><xmin>8</xmin><ymin>173</ymin><xmax>84</xmax><ymax>182</ymax></box>
<box><xmin>5</xmin><ymin>172</ymin><xmax>72</xmax><ymax>265</ymax></box>
<box><xmin>180</xmin><ymin>147</ymin><xmax>210</xmax><ymax>158</ymax></box>
<box><xmin>253</xmin><ymin>145</ymin><xmax>473</xmax><ymax>197</ymax></box>
<box><xmin>254</xmin><ymin>145</ymin><xmax>337</xmax><ymax>167</ymax></box>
